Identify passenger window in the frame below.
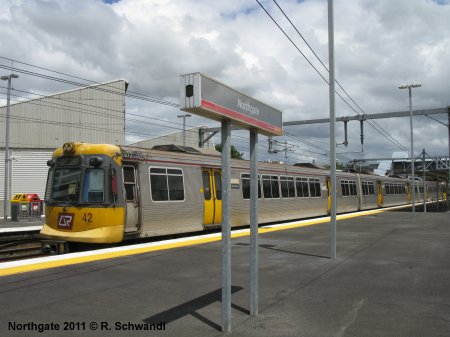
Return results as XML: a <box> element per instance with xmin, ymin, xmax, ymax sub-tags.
<box><xmin>280</xmin><ymin>176</ymin><xmax>295</xmax><ymax>198</ymax></box>
<box><xmin>241</xmin><ymin>173</ymin><xmax>261</xmax><ymax>200</ymax></box>
<box><xmin>340</xmin><ymin>180</ymin><xmax>356</xmax><ymax>197</ymax></box>
<box><xmin>262</xmin><ymin>175</ymin><xmax>272</xmax><ymax>199</ymax></box>
<box><xmin>295</xmin><ymin>177</ymin><xmax>309</xmax><ymax>198</ymax></box>
<box><xmin>271</xmin><ymin>176</ymin><xmax>280</xmax><ymax>198</ymax></box>
<box><xmin>169</xmin><ymin>174</ymin><xmax>184</xmax><ymax>200</ymax></box>
<box><xmin>309</xmin><ymin>178</ymin><xmax>321</xmax><ymax>198</ymax></box>
<box><xmin>149</xmin><ymin>167</ymin><xmax>185</xmax><ymax>202</ymax></box>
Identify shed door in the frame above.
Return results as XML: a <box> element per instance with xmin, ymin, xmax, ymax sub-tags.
<box><xmin>202</xmin><ymin>169</ymin><xmax>222</xmax><ymax>225</ymax></box>
<box><xmin>123</xmin><ymin>165</ymin><xmax>139</xmax><ymax>232</ymax></box>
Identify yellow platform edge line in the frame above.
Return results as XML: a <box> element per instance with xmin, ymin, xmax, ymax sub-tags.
<box><xmin>0</xmin><ymin>205</ymin><xmax>405</xmax><ymax>277</ymax></box>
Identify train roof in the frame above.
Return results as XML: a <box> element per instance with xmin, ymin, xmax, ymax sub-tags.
<box><xmin>51</xmin><ymin>142</ymin><xmax>414</xmax><ymax>183</ymax></box>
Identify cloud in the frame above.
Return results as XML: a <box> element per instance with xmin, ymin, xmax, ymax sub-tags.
<box><xmin>0</xmin><ymin>0</ymin><xmax>449</xmax><ymax>165</ymax></box>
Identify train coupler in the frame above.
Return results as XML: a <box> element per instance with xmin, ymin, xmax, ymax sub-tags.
<box><xmin>41</xmin><ymin>240</ymin><xmax>69</xmax><ymax>255</ymax></box>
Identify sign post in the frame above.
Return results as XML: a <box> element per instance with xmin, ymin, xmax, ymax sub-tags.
<box><xmin>180</xmin><ymin>73</ymin><xmax>282</xmax><ymax>331</ymax></box>
<box><xmin>249</xmin><ymin>128</ymin><xmax>258</xmax><ymax>316</ymax></box>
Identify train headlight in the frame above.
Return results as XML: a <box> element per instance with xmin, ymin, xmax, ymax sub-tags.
<box><xmin>63</xmin><ymin>142</ymin><xmax>76</xmax><ymax>154</ymax></box>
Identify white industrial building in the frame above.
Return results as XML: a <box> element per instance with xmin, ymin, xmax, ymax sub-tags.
<box><xmin>129</xmin><ymin>126</ymin><xmax>216</xmax><ymax>150</ymax></box>
<box><xmin>0</xmin><ymin>79</ymin><xmax>128</xmax><ymax>218</ymax></box>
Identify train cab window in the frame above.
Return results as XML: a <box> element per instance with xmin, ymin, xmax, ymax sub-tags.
<box><xmin>309</xmin><ymin>178</ymin><xmax>322</xmax><ymax>198</ymax></box>
<box><xmin>280</xmin><ymin>176</ymin><xmax>295</xmax><ymax>198</ymax></box>
<box><xmin>295</xmin><ymin>177</ymin><xmax>309</xmax><ymax>198</ymax></box>
<box><xmin>123</xmin><ymin>166</ymin><xmax>137</xmax><ymax>202</ymax></box>
<box><xmin>241</xmin><ymin>173</ymin><xmax>261</xmax><ymax>200</ymax></box>
<box><xmin>52</xmin><ymin>167</ymin><xmax>82</xmax><ymax>201</ymax></box>
<box><xmin>44</xmin><ymin>168</ymin><xmax>54</xmax><ymax>202</ymax></box>
<box><xmin>83</xmin><ymin>168</ymin><xmax>105</xmax><ymax>202</ymax></box>
<box><xmin>149</xmin><ymin>167</ymin><xmax>185</xmax><ymax>202</ymax></box>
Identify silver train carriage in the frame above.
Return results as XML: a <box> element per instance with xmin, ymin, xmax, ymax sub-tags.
<box><xmin>41</xmin><ymin>142</ymin><xmax>423</xmax><ymax>244</ymax></box>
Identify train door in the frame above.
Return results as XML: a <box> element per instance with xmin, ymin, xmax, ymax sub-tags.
<box><xmin>407</xmin><ymin>183</ymin><xmax>411</xmax><ymax>203</ymax></box>
<box><xmin>123</xmin><ymin>165</ymin><xmax>140</xmax><ymax>232</ymax></box>
<box><xmin>202</xmin><ymin>169</ymin><xmax>222</xmax><ymax>225</ymax></box>
<box><xmin>326</xmin><ymin>177</ymin><xmax>331</xmax><ymax>214</ymax></box>
<box><xmin>377</xmin><ymin>180</ymin><xmax>383</xmax><ymax>207</ymax></box>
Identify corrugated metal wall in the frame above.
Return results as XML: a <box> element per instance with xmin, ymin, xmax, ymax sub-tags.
<box><xmin>0</xmin><ymin>151</ymin><xmax>6</xmax><ymax>200</ymax></box>
<box><xmin>0</xmin><ymin>80</ymin><xmax>126</xmax><ymax>148</ymax></box>
<box><xmin>0</xmin><ymin>150</ymin><xmax>52</xmax><ymax>217</ymax></box>
<box><xmin>11</xmin><ymin>150</ymin><xmax>52</xmax><ymax>197</ymax></box>
<box><xmin>0</xmin><ymin>80</ymin><xmax>127</xmax><ymax>217</ymax></box>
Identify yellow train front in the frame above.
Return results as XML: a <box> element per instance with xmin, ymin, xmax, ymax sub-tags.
<box><xmin>40</xmin><ymin>142</ymin><xmax>126</xmax><ymax>244</ymax></box>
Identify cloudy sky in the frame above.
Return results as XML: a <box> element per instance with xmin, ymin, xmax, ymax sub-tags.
<box><xmin>1</xmin><ymin>0</ymin><xmax>449</xmax><ymax>165</ymax></box>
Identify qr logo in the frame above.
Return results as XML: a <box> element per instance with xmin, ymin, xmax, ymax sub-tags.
<box><xmin>57</xmin><ymin>213</ymin><xmax>75</xmax><ymax>229</ymax></box>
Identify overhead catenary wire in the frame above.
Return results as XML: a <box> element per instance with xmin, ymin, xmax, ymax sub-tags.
<box><xmin>0</xmin><ymin>92</ymin><xmax>271</xmax><ymax>152</ymax></box>
<box><xmin>257</xmin><ymin>0</ymin><xmax>409</xmax><ymax>153</ymax></box>
<box><xmin>0</xmin><ymin>56</ymin><xmax>359</xmax><ymax>158</ymax></box>
<box><xmin>0</xmin><ymin>56</ymin><xmax>181</xmax><ymax>108</ymax></box>
<box><xmin>0</xmin><ymin>56</ymin><xmax>347</xmax><ymax>162</ymax></box>
<box><xmin>0</xmin><ymin>84</ymin><xmax>334</xmax><ymax>161</ymax></box>
<box><xmin>0</xmin><ymin>64</ymin><xmax>179</xmax><ymax>108</ymax></box>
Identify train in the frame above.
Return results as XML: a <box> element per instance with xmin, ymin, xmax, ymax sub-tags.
<box><xmin>40</xmin><ymin>142</ymin><xmax>446</xmax><ymax>246</ymax></box>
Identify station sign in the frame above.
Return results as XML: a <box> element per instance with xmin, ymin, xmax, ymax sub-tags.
<box><xmin>180</xmin><ymin>73</ymin><xmax>283</xmax><ymax>136</ymax></box>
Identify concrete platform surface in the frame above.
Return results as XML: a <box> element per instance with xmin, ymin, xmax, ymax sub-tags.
<box><xmin>0</xmin><ymin>210</ymin><xmax>449</xmax><ymax>337</ymax></box>
<box><xmin>0</xmin><ymin>218</ymin><xmax>43</xmax><ymax>233</ymax></box>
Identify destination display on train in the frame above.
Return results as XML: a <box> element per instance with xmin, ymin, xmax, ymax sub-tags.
<box><xmin>180</xmin><ymin>73</ymin><xmax>283</xmax><ymax>136</ymax></box>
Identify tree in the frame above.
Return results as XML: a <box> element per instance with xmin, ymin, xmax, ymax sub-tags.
<box><xmin>215</xmin><ymin>144</ymin><xmax>244</xmax><ymax>160</ymax></box>
<box><xmin>324</xmin><ymin>161</ymin><xmax>346</xmax><ymax>170</ymax></box>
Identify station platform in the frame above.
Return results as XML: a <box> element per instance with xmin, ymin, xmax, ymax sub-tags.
<box><xmin>0</xmin><ymin>208</ymin><xmax>449</xmax><ymax>336</ymax></box>
<box><xmin>0</xmin><ymin>218</ymin><xmax>43</xmax><ymax>234</ymax></box>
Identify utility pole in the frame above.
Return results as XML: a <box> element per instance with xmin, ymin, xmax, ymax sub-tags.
<box><xmin>422</xmin><ymin>149</ymin><xmax>426</xmax><ymax>213</ymax></box>
<box><xmin>177</xmin><ymin>113</ymin><xmax>191</xmax><ymax>147</ymax></box>
<box><xmin>1</xmin><ymin>73</ymin><xmax>19</xmax><ymax>223</ymax></box>
<box><xmin>399</xmin><ymin>82</ymin><xmax>421</xmax><ymax>220</ymax></box>
<box><xmin>328</xmin><ymin>0</ymin><xmax>337</xmax><ymax>259</ymax></box>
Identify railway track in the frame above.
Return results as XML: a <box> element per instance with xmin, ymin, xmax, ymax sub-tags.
<box><xmin>0</xmin><ymin>239</ymin><xmax>44</xmax><ymax>262</ymax></box>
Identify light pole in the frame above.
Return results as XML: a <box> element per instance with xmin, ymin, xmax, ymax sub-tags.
<box><xmin>1</xmin><ymin>73</ymin><xmax>19</xmax><ymax>223</ymax></box>
<box><xmin>399</xmin><ymin>82</ymin><xmax>421</xmax><ymax>219</ymax></box>
<box><xmin>177</xmin><ymin>113</ymin><xmax>191</xmax><ymax>147</ymax></box>
<box><xmin>328</xmin><ymin>0</ymin><xmax>336</xmax><ymax>259</ymax></box>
